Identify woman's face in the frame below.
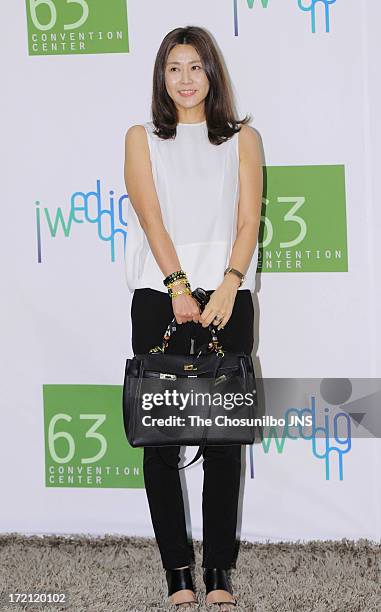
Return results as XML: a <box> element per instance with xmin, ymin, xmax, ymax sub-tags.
<box><xmin>164</xmin><ymin>44</ymin><xmax>210</xmax><ymax>118</ymax></box>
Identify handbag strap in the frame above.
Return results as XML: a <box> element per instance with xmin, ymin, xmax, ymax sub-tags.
<box><xmin>148</xmin><ymin>288</ymin><xmax>225</xmax><ymax>356</ymax></box>
<box><xmin>157</xmin><ymin>444</ymin><xmax>204</xmax><ymax>470</ymax></box>
<box><xmin>157</xmin><ymin>354</ymin><xmax>223</xmax><ymax>470</ymax></box>
<box><xmin>149</xmin><ymin>317</ymin><xmax>224</xmax><ymax>356</ymax></box>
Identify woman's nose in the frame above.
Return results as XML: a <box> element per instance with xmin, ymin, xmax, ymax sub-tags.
<box><xmin>180</xmin><ymin>70</ymin><xmax>193</xmax><ymax>84</ymax></box>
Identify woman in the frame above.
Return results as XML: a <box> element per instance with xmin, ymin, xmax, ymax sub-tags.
<box><xmin>124</xmin><ymin>25</ymin><xmax>262</xmax><ymax>610</ymax></box>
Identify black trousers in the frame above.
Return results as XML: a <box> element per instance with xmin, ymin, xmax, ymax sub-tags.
<box><xmin>131</xmin><ymin>288</ymin><xmax>254</xmax><ymax>570</ymax></box>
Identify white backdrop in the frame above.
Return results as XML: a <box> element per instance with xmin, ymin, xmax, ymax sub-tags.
<box><xmin>1</xmin><ymin>1</ymin><xmax>380</xmax><ymax>543</ymax></box>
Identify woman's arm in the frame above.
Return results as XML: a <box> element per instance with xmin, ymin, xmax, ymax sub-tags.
<box><xmin>228</xmin><ymin>125</ymin><xmax>263</xmax><ymax>280</ymax></box>
<box><xmin>200</xmin><ymin>125</ymin><xmax>263</xmax><ymax>329</ymax></box>
<box><xmin>124</xmin><ymin>125</ymin><xmax>201</xmax><ymax>324</ymax></box>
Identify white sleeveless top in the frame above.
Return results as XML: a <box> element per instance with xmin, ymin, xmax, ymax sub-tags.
<box><xmin>124</xmin><ymin>119</ymin><xmax>258</xmax><ymax>293</ymax></box>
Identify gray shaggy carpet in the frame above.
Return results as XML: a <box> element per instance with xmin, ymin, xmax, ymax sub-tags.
<box><xmin>0</xmin><ymin>534</ymin><xmax>380</xmax><ymax>612</ymax></box>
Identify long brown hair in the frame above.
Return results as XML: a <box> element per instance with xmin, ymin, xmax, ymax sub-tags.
<box><xmin>151</xmin><ymin>26</ymin><xmax>251</xmax><ymax>145</ymax></box>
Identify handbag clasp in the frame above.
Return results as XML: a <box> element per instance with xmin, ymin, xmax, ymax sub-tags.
<box><xmin>184</xmin><ymin>364</ymin><xmax>197</xmax><ymax>371</ymax></box>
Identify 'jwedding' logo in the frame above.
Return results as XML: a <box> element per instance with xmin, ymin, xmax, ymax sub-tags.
<box><xmin>233</xmin><ymin>0</ymin><xmax>337</xmax><ymax>36</ymax></box>
<box><xmin>249</xmin><ymin>389</ymin><xmax>352</xmax><ymax>481</ymax></box>
<box><xmin>35</xmin><ymin>179</ymin><xmax>128</xmax><ymax>262</ymax></box>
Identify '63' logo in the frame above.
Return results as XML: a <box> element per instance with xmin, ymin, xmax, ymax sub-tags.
<box><xmin>260</xmin><ymin>196</ymin><xmax>307</xmax><ymax>250</ymax></box>
<box><xmin>258</xmin><ymin>165</ymin><xmax>347</xmax><ymax>273</ymax></box>
<box><xmin>25</xmin><ymin>0</ymin><xmax>129</xmax><ymax>55</ymax></box>
<box><xmin>43</xmin><ymin>384</ymin><xmax>144</xmax><ymax>489</ymax></box>
<box><xmin>28</xmin><ymin>0</ymin><xmax>89</xmax><ymax>31</ymax></box>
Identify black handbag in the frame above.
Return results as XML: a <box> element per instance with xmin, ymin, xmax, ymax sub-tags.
<box><xmin>122</xmin><ymin>288</ymin><xmax>258</xmax><ymax>469</ymax></box>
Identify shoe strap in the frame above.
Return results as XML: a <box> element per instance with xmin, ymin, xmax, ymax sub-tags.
<box><xmin>165</xmin><ymin>567</ymin><xmax>194</xmax><ymax>597</ymax></box>
<box><xmin>203</xmin><ymin>568</ymin><xmax>233</xmax><ymax>595</ymax></box>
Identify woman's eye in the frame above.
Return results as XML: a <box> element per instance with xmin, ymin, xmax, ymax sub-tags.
<box><xmin>168</xmin><ymin>65</ymin><xmax>202</xmax><ymax>72</ymax></box>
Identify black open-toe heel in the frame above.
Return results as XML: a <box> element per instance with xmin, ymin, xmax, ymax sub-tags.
<box><xmin>165</xmin><ymin>567</ymin><xmax>198</xmax><ymax>609</ymax></box>
<box><xmin>203</xmin><ymin>568</ymin><xmax>238</xmax><ymax>609</ymax></box>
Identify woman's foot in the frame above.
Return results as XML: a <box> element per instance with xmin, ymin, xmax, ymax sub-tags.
<box><xmin>205</xmin><ymin>590</ymin><xmax>236</xmax><ymax>610</ymax></box>
<box><xmin>170</xmin><ymin>590</ymin><xmax>197</xmax><ymax>608</ymax></box>
<box><xmin>170</xmin><ymin>602</ymin><xmax>197</xmax><ymax>610</ymax></box>
<box><xmin>203</xmin><ymin>568</ymin><xmax>237</xmax><ymax>609</ymax></box>
<box><xmin>166</xmin><ymin>566</ymin><xmax>198</xmax><ymax>608</ymax></box>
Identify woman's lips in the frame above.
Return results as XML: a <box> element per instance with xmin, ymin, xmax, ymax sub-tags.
<box><xmin>178</xmin><ymin>90</ymin><xmax>197</xmax><ymax>97</ymax></box>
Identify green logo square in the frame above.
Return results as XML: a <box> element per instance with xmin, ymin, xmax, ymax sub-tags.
<box><xmin>259</xmin><ymin>165</ymin><xmax>348</xmax><ymax>272</ymax></box>
<box><xmin>26</xmin><ymin>0</ymin><xmax>129</xmax><ymax>56</ymax></box>
<box><xmin>43</xmin><ymin>384</ymin><xmax>144</xmax><ymax>488</ymax></box>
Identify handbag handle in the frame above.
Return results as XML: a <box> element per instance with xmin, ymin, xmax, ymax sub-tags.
<box><xmin>148</xmin><ymin>287</ymin><xmax>225</xmax><ymax>357</ymax></box>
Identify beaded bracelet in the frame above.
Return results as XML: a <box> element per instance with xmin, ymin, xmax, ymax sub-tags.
<box><xmin>164</xmin><ymin>269</ymin><xmax>192</xmax><ymax>298</ymax></box>
<box><xmin>163</xmin><ymin>269</ymin><xmax>187</xmax><ymax>287</ymax></box>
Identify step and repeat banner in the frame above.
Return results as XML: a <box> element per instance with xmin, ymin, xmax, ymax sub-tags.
<box><xmin>1</xmin><ymin>2</ymin><xmax>380</xmax><ymax>542</ymax></box>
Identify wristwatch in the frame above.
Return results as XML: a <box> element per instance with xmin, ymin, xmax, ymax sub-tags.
<box><xmin>224</xmin><ymin>267</ymin><xmax>245</xmax><ymax>287</ymax></box>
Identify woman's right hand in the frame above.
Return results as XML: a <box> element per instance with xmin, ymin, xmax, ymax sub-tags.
<box><xmin>171</xmin><ymin>284</ymin><xmax>201</xmax><ymax>324</ymax></box>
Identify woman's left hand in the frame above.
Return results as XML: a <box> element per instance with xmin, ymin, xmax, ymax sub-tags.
<box><xmin>199</xmin><ymin>274</ymin><xmax>241</xmax><ymax>330</ymax></box>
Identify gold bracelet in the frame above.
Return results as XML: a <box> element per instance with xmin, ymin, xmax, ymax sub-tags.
<box><xmin>169</xmin><ymin>278</ymin><xmax>190</xmax><ymax>288</ymax></box>
<box><xmin>170</xmin><ymin>287</ymin><xmax>192</xmax><ymax>299</ymax></box>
